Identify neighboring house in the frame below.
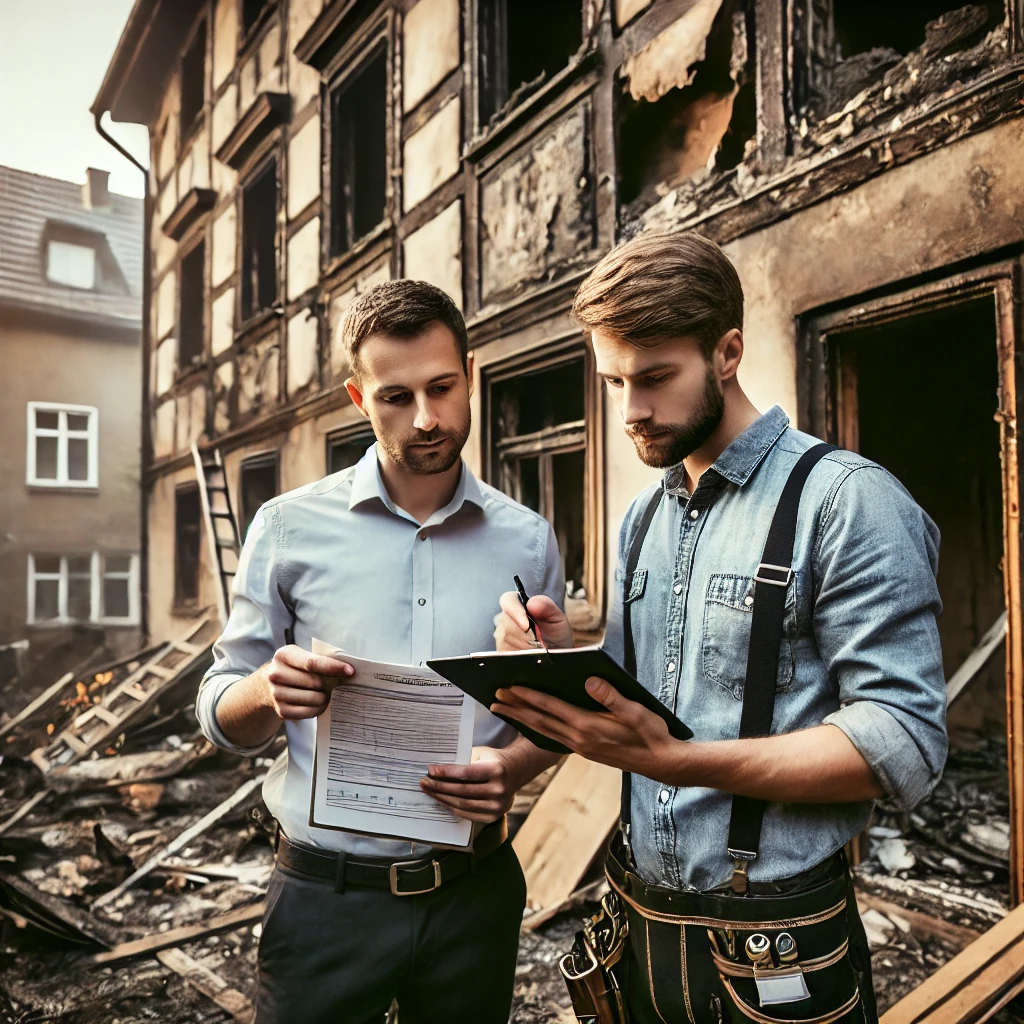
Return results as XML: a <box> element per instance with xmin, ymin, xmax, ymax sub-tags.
<box><xmin>92</xmin><ymin>0</ymin><xmax>1024</xmax><ymax>914</ymax></box>
<box><xmin>0</xmin><ymin>165</ymin><xmax>143</xmax><ymax>661</ymax></box>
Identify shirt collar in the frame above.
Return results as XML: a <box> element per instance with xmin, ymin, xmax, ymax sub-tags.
<box><xmin>348</xmin><ymin>443</ymin><xmax>488</xmax><ymax>520</ymax></box>
<box><xmin>663</xmin><ymin>405</ymin><xmax>791</xmax><ymax>493</ymax></box>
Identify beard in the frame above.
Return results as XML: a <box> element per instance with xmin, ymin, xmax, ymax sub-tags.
<box><xmin>379</xmin><ymin>416</ymin><xmax>471</xmax><ymax>475</ymax></box>
<box><xmin>627</xmin><ymin>367</ymin><xmax>725</xmax><ymax>468</ymax></box>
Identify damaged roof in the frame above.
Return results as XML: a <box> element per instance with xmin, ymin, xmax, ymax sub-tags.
<box><xmin>0</xmin><ymin>165</ymin><xmax>143</xmax><ymax>333</ymax></box>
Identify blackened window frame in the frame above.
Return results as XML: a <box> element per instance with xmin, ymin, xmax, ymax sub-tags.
<box><xmin>177</xmin><ymin>236</ymin><xmax>206</xmax><ymax>370</ymax></box>
<box><xmin>326</xmin><ymin>43</ymin><xmax>390</xmax><ymax>260</ymax></box>
<box><xmin>174</xmin><ymin>483</ymin><xmax>203</xmax><ymax>607</ymax></box>
<box><xmin>481</xmin><ymin>336</ymin><xmax>605</xmax><ymax>636</ymax></box>
<box><xmin>238</xmin><ymin>450</ymin><xmax>280</xmax><ymax>540</ymax></box>
<box><xmin>326</xmin><ymin>424</ymin><xmax>377</xmax><ymax>475</ymax></box>
<box><xmin>179</xmin><ymin>15</ymin><xmax>208</xmax><ymax>150</ymax></box>
<box><xmin>239</xmin><ymin>154</ymin><xmax>280</xmax><ymax>326</ymax></box>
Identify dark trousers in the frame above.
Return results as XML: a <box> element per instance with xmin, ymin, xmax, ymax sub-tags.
<box><xmin>255</xmin><ymin>840</ymin><xmax>526</xmax><ymax>1024</ymax></box>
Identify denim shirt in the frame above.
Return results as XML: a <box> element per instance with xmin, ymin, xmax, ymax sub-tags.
<box><xmin>603</xmin><ymin>407</ymin><xmax>946</xmax><ymax>891</ymax></box>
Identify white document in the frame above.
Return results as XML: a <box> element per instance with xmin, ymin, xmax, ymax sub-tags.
<box><xmin>309</xmin><ymin>640</ymin><xmax>475</xmax><ymax>847</ymax></box>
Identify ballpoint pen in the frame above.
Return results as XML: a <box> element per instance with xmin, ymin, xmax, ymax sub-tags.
<box><xmin>513</xmin><ymin>574</ymin><xmax>552</xmax><ymax>658</ymax></box>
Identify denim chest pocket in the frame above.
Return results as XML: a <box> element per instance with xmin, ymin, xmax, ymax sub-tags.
<box><xmin>702</xmin><ymin>574</ymin><xmax>796</xmax><ymax>699</ymax></box>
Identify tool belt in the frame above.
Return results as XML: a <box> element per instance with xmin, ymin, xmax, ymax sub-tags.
<box><xmin>275</xmin><ymin>817</ymin><xmax>507</xmax><ymax>896</ymax></box>
<box><xmin>561</xmin><ymin>445</ymin><xmax>876</xmax><ymax>1024</ymax></box>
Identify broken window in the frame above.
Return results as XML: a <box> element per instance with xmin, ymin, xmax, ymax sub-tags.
<box><xmin>175</xmin><ymin>485</ymin><xmax>202</xmax><ymax>605</ymax></box>
<box><xmin>825</xmin><ymin>295</ymin><xmax>1013</xmax><ymax>913</ymax></box>
<box><xmin>239</xmin><ymin>451</ymin><xmax>279</xmax><ymax>540</ymax></box>
<box><xmin>327</xmin><ymin>428</ymin><xmax>376</xmax><ymax>475</ymax></box>
<box><xmin>489</xmin><ymin>354</ymin><xmax>588</xmax><ymax>604</ymax></box>
<box><xmin>478</xmin><ymin>0</ymin><xmax>583</xmax><ymax>125</ymax></box>
<box><xmin>240</xmin><ymin>158</ymin><xmax>278</xmax><ymax>322</ymax></box>
<box><xmin>617</xmin><ymin>0</ymin><xmax>755</xmax><ymax>209</ymax></box>
<box><xmin>26</xmin><ymin>403</ymin><xmax>98</xmax><ymax>488</ymax></box>
<box><xmin>242</xmin><ymin>0</ymin><xmax>273</xmax><ymax>36</ymax></box>
<box><xmin>180</xmin><ymin>19</ymin><xmax>207</xmax><ymax>137</ymax></box>
<box><xmin>329</xmin><ymin>49</ymin><xmax>388</xmax><ymax>257</ymax></box>
<box><xmin>178</xmin><ymin>240</ymin><xmax>205</xmax><ymax>369</ymax></box>
<box><xmin>813</xmin><ymin>1</ymin><xmax>1005</xmax><ymax>116</ymax></box>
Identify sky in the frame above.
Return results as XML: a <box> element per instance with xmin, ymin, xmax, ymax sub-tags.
<box><xmin>0</xmin><ymin>0</ymin><xmax>150</xmax><ymax>198</ymax></box>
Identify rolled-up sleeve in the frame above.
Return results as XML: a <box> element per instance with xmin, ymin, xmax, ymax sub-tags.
<box><xmin>196</xmin><ymin>505</ymin><xmax>287</xmax><ymax>756</ymax></box>
<box><xmin>815</xmin><ymin>465</ymin><xmax>947</xmax><ymax>810</ymax></box>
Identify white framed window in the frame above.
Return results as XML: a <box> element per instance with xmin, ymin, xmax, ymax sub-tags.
<box><xmin>27</xmin><ymin>553</ymin><xmax>139</xmax><ymax>626</ymax></box>
<box><xmin>26</xmin><ymin>402</ymin><xmax>99</xmax><ymax>488</ymax></box>
<box><xmin>46</xmin><ymin>240</ymin><xmax>97</xmax><ymax>289</ymax></box>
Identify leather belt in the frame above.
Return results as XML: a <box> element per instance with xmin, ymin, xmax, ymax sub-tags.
<box><xmin>276</xmin><ymin>817</ymin><xmax>508</xmax><ymax>896</ymax></box>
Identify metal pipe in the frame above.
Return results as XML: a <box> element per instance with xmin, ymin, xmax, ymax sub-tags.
<box><xmin>94</xmin><ymin>111</ymin><xmax>152</xmax><ymax>642</ymax></box>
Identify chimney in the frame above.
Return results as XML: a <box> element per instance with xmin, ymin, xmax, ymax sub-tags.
<box><xmin>82</xmin><ymin>168</ymin><xmax>112</xmax><ymax>210</ymax></box>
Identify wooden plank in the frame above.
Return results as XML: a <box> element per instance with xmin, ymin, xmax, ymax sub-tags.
<box><xmin>855</xmin><ymin>891</ymin><xmax>981</xmax><ymax>950</ymax></box>
<box><xmin>918</xmin><ymin>939</ymin><xmax>1024</xmax><ymax>1024</ymax></box>
<box><xmin>0</xmin><ymin>873</ymin><xmax>120</xmax><ymax>947</ymax></box>
<box><xmin>89</xmin><ymin>902</ymin><xmax>265</xmax><ymax>965</ymax></box>
<box><xmin>156</xmin><ymin>947</ymin><xmax>254</xmax><ymax>1021</ymax></box>
<box><xmin>946</xmin><ymin>611</ymin><xmax>1007</xmax><ymax>706</ymax></box>
<box><xmin>513</xmin><ymin>755</ymin><xmax>621</xmax><ymax>915</ymax></box>
<box><xmin>92</xmin><ymin>774</ymin><xmax>266</xmax><ymax>909</ymax></box>
<box><xmin>143</xmin><ymin>663</ymin><xmax>179</xmax><ymax>680</ymax></box>
<box><xmin>0</xmin><ymin>790</ymin><xmax>49</xmax><ymax>836</ymax></box>
<box><xmin>91</xmin><ymin>705</ymin><xmax>122</xmax><ymax>726</ymax></box>
<box><xmin>880</xmin><ymin>902</ymin><xmax>1024</xmax><ymax>1024</ymax></box>
<box><xmin>0</xmin><ymin>672</ymin><xmax>73</xmax><ymax>739</ymax></box>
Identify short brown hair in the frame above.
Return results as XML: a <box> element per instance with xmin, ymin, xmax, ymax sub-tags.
<box><xmin>341</xmin><ymin>279</ymin><xmax>468</xmax><ymax>375</ymax></box>
<box><xmin>571</xmin><ymin>232</ymin><xmax>743</xmax><ymax>357</ymax></box>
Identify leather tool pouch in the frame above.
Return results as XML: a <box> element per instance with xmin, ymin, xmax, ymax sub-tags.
<box><xmin>559</xmin><ymin>891</ymin><xmax>630</xmax><ymax>1024</ymax></box>
<box><xmin>606</xmin><ymin>836</ymin><xmax>868</xmax><ymax>1024</ymax></box>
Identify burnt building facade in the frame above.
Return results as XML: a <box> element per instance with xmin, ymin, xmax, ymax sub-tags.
<box><xmin>93</xmin><ymin>0</ymin><xmax>1024</xmax><ymax>906</ymax></box>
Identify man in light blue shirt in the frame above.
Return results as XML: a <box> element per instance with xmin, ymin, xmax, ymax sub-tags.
<box><xmin>197</xmin><ymin>280</ymin><xmax>562</xmax><ymax>1024</ymax></box>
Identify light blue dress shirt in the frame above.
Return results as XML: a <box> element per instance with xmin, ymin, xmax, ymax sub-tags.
<box><xmin>196</xmin><ymin>445</ymin><xmax>564</xmax><ymax>856</ymax></box>
<box><xmin>603</xmin><ymin>407</ymin><xmax>948</xmax><ymax>891</ymax></box>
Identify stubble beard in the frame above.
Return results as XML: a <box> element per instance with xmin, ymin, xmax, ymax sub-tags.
<box><xmin>381</xmin><ymin>417</ymin><xmax>472</xmax><ymax>476</ymax></box>
<box><xmin>627</xmin><ymin>367</ymin><xmax>725</xmax><ymax>469</ymax></box>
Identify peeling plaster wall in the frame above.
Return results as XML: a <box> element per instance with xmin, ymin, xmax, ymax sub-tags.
<box><xmin>404</xmin><ymin>200</ymin><xmax>463</xmax><ymax>308</ymax></box>
<box><xmin>403</xmin><ymin>98</ymin><xmax>461</xmax><ymax>212</ymax></box>
<box><xmin>480</xmin><ymin>106</ymin><xmax>594</xmax><ymax>306</ymax></box>
<box><xmin>403</xmin><ymin>0</ymin><xmax>461</xmax><ymax>112</ymax></box>
<box><xmin>287</xmin><ymin>115</ymin><xmax>321</xmax><ymax>218</ymax></box>
<box><xmin>287</xmin><ymin>309</ymin><xmax>320</xmax><ymax>397</ymax></box>
<box><xmin>727</xmin><ymin>115</ymin><xmax>1024</xmax><ymax>420</ymax></box>
<box><xmin>327</xmin><ymin>260</ymin><xmax>391</xmax><ymax>380</ymax></box>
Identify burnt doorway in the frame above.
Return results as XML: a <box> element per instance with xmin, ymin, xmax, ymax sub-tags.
<box><xmin>804</xmin><ymin>267</ymin><xmax>1023</xmax><ymax>912</ymax></box>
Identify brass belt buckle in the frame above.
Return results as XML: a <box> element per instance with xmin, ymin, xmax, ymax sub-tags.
<box><xmin>389</xmin><ymin>858</ymin><xmax>442</xmax><ymax>896</ymax></box>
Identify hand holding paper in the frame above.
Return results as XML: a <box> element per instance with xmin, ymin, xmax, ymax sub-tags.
<box><xmin>262</xmin><ymin>644</ymin><xmax>354</xmax><ymax>721</ymax></box>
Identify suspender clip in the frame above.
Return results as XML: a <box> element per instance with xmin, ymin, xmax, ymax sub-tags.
<box><xmin>728</xmin><ymin>849</ymin><xmax>757</xmax><ymax>894</ymax></box>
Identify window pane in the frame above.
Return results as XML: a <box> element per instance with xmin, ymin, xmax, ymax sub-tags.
<box><xmin>34</xmin><ymin>579</ymin><xmax>60</xmax><ymax>620</ymax></box>
<box><xmin>240</xmin><ymin>456</ymin><xmax>279</xmax><ymax>540</ymax></box>
<box><xmin>329</xmin><ymin>433</ymin><xmax>375</xmax><ymax>475</ymax></box>
<box><xmin>66</xmin><ymin>413</ymin><xmax>90</xmax><ymax>432</ymax></box>
<box><xmin>105</xmin><ymin>555</ymin><xmax>132</xmax><ymax>574</ymax></box>
<box><xmin>67</xmin><ymin>555</ymin><xmax>92</xmax><ymax>576</ymax></box>
<box><xmin>553</xmin><ymin>449</ymin><xmax>586</xmax><ymax>595</ymax></box>
<box><xmin>103</xmin><ymin>577</ymin><xmax>131</xmax><ymax>619</ymax></box>
<box><xmin>518</xmin><ymin>456</ymin><xmax>540</xmax><ymax>512</ymax></box>
<box><xmin>47</xmin><ymin>240</ymin><xmax>97</xmax><ymax>289</ymax></box>
<box><xmin>67</xmin><ymin>577</ymin><xmax>91</xmax><ymax>620</ymax></box>
<box><xmin>35</xmin><ymin>436</ymin><xmax>58</xmax><ymax>479</ymax></box>
<box><xmin>35</xmin><ymin>410</ymin><xmax>59</xmax><ymax>430</ymax></box>
<box><xmin>34</xmin><ymin>555</ymin><xmax>61</xmax><ymax>574</ymax></box>
<box><xmin>67</xmin><ymin>438</ymin><xmax>89</xmax><ymax>481</ymax></box>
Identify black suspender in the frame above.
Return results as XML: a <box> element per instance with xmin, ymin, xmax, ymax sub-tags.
<box><xmin>619</xmin><ymin>442</ymin><xmax>835</xmax><ymax>890</ymax></box>
<box><xmin>620</xmin><ymin>487</ymin><xmax>665</xmax><ymax>837</ymax></box>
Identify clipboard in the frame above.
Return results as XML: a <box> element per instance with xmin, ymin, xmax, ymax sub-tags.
<box><xmin>426</xmin><ymin>646</ymin><xmax>693</xmax><ymax>754</ymax></box>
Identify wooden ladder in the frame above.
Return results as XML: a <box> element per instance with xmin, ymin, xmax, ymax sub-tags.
<box><xmin>29</xmin><ymin>618</ymin><xmax>220</xmax><ymax>773</ymax></box>
<box><xmin>191</xmin><ymin>444</ymin><xmax>241</xmax><ymax>627</ymax></box>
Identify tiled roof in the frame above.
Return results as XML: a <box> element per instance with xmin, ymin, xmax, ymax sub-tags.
<box><xmin>0</xmin><ymin>165</ymin><xmax>143</xmax><ymax>331</ymax></box>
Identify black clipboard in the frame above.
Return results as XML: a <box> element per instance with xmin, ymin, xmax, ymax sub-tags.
<box><xmin>426</xmin><ymin>647</ymin><xmax>693</xmax><ymax>754</ymax></box>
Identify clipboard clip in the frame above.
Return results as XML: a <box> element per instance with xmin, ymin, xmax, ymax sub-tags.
<box><xmin>514</xmin><ymin>575</ymin><xmax>554</xmax><ymax>666</ymax></box>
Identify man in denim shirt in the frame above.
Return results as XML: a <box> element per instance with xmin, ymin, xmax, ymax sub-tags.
<box><xmin>494</xmin><ymin>233</ymin><xmax>946</xmax><ymax>1022</ymax></box>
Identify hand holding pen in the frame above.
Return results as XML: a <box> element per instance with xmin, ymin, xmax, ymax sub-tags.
<box><xmin>493</xmin><ymin>578</ymin><xmax>575</xmax><ymax>653</ymax></box>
